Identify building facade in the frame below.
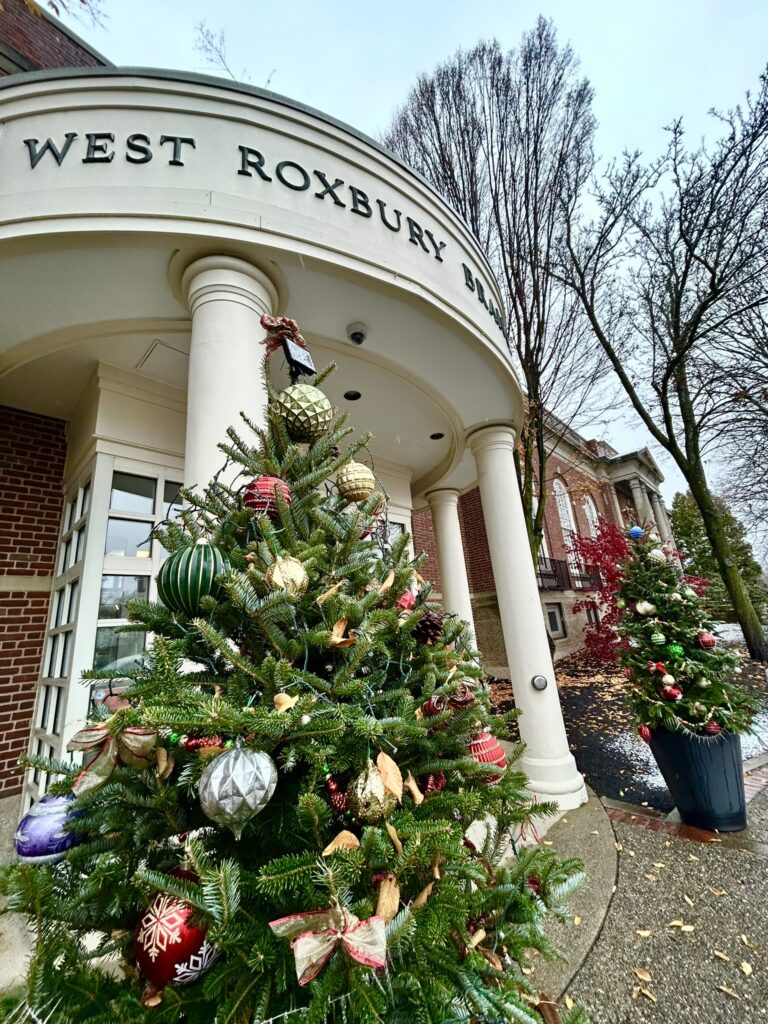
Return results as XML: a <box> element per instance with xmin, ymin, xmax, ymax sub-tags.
<box><xmin>413</xmin><ymin>424</ymin><xmax>672</xmax><ymax>672</ymax></box>
<box><xmin>0</xmin><ymin>14</ymin><xmax>673</xmax><ymax>831</ymax></box>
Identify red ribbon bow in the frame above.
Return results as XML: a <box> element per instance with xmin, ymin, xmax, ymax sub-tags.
<box><xmin>269</xmin><ymin>906</ymin><xmax>386</xmax><ymax>986</ymax></box>
<box><xmin>67</xmin><ymin>724</ymin><xmax>157</xmax><ymax>794</ymax></box>
<box><xmin>260</xmin><ymin>314</ymin><xmax>307</xmax><ymax>355</ymax></box>
<box><xmin>647</xmin><ymin>661</ymin><xmax>666</xmax><ymax>673</ymax></box>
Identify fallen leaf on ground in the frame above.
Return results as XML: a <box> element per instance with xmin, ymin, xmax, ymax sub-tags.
<box><xmin>636</xmin><ymin>930</ymin><xmax>652</xmax><ymax>938</ymax></box>
<box><xmin>627</xmin><ymin>850</ymin><xmax>635</xmax><ymax>858</ymax></box>
<box><xmin>590</xmin><ymin>830</ymin><xmax>600</xmax><ymax>835</ymax></box>
<box><xmin>573</xmin><ymin>916</ymin><xmax>582</xmax><ymax>926</ymax></box>
<box><xmin>564</xmin><ymin>996</ymin><xmax>575</xmax><ymax>1010</ymax></box>
<box><xmin>639</xmin><ymin>988</ymin><xmax>657</xmax><ymax>1003</ymax></box>
<box><xmin>615</xmin><ymin>841</ymin><xmax>623</xmax><ymax>851</ymax></box>
<box><xmin>741</xmin><ymin>961</ymin><xmax>753</xmax><ymax>977</ymax></box>
<box><xmin>718</xmin><ymin>986</ymin><xmax>740</xmax><ymax>999</ymax></box>
<box><xmin>542</xmin><ymin>840</ymin><xmax>553</xmax><ymax>846</ymax></box>
<box><xmin>633</xmin><ymin>967</ymin><xmax>652</xmax><ymax>983</ymax></box>
<box><xmin>714</xmin><ymin>951</ymin><xmax>730</xmax><ymax>962</ymax></box>
<box><xmin>680</xmin><ymin>924</ymin><xmax>695</xmax><ymax>932</ymax></box>
<box><xmin>684</xmin><ymin>895</ymin><xmax>694</xmax><ymax>907</ymax></box>
<box><xmin>710</xmin><ymin>888</ymin><xmax>728</xmax><ymax>897</ymax></box>
<box><xmin>644</xmin><ymin>873</ymin><xmax>657</xmax><ymax>882</ymax></box>
<box><xmin>688</xmin><ymin>854</ymin><xmax>700</xmax><ymax>861</ymax></box>
<box><xmin>653</xmin><ymin>862</ymin><xmax>666</xmax><ymax>868</ymax></box>
<box><xmin>668</xmin><ymin>920</ymin><xmax>685</xmax><ymax>928</ymax></box>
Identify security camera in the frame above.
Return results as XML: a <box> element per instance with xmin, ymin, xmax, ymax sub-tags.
<box><xmin>347</xmin><ymin>322</ymin><xmax>368</xmax><ymax>345</ymax></box>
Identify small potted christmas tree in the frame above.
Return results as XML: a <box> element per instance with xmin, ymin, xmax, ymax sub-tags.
<box><xmin>617</xmin><ymin>525</ymin><xmax>757</xmax><ymax>831</ymax></box>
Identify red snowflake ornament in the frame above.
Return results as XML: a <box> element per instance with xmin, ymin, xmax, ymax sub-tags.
<box><xmin>661</xmin><ymin>684</ymin><xmax>683</xmax><ymax>702</ymax></box>
<box><xmin>698</xmin><ymin>630</ymin><xmax>717</xmax><ymax>650</ymax></box>
<box><xmin>135</xmin><ymin>872</ymin><xmax>218</xmax><ymax>989</ymax></box>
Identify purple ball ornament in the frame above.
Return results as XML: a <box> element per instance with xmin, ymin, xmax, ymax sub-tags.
<box><xmin>15</xmin><ymin>794</ymin><xmax>81</xmax><ymax>865</ymax></box>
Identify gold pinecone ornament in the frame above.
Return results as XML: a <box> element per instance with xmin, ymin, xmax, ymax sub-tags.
<box><xmin>275</xmin><ymin>384</ymin><xmax>333</xmax><ymax>442</ymax></box>
<box><xmin>347</xmin><ymin>759</ymin><xmax>397</xmax><ymax>823</ymax></box>
<box><xmin>265</xmin><ymin>556</ymin><xmax>309</xmax><ymax>597</ymax></box>
<box><xmin>336</xmin><ymin>461</ymin><xmax>376</xmax><ymax>503</ymax></box>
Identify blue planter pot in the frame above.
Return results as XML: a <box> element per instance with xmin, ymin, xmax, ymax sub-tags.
<box><xmin>649</xmin><ymin>729</ymin><xmax>747</xmax><ymax>832</ymax></box>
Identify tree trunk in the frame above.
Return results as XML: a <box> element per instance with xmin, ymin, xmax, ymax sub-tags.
<box><xmin>688</xmin><ymin>467</ymin><xmax>767</xmax><ymax>661</ymax></box>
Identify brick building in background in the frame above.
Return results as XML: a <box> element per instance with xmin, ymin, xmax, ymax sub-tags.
<box><xmin>0</xmin><ymin>0</ymin><xmax>107</xmax><ymax>76</ymax></box>
<box><xmin>413</xmin><ymin>417</ymin><xmax>671</xmax><ymax>673</ymax></box>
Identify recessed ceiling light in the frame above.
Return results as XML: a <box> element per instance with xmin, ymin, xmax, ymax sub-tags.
<box><xmin>344</xmin><ymin>390</ymin><xmax>362</xmax><ymax>401</ymax></box>
<box><xmin>430</xmin><ymin>432</ymin><xmax>445</xmax><ymax>440</ymax></box>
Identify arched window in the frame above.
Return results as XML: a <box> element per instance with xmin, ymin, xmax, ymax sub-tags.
<box><xmin>531</xmin><ymin>495</ymin><xmax>550</xmax><ymax>559</ymax></box>
<box><xmin>553</xmin><ymin>479</ymin><xmax>580</xmax><ymax>575</ymax></box>
<box><xmin>582</xmin><ymin>495</ymin><xmax>600</xmax><ymax>539</ymax></box>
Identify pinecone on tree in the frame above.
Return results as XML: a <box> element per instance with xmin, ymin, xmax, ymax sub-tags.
<box><xmin>413</xmin><ymin>608</ymin><xmax>445</xmax><ymax>645</ymax></box>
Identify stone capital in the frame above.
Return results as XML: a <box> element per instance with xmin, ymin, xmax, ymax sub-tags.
<box><xmin>181</xmin><ymin>255</ymin><xmax>278</xmax><ymax>317</ymax></box>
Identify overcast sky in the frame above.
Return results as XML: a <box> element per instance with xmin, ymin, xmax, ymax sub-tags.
<box><xmin>60</xmin><ymin>0</ymin><xmax>768</xmax><ymax>504</ymax></box>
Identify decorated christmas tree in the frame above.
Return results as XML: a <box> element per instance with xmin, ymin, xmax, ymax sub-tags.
<box><xmin>3</xmin><ymin>318</ymin><xmax>585</xmax><ymax>1024</ymax></box>
<box><xmin>617</xmin><ymin>525</ymin><xmax>757</xmax><ymax>738</ymax></box>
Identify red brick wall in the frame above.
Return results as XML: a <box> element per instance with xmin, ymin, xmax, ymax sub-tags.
<box><xmin>0</xmin><ymin>592</ymin><xmax>50</xmax><ymax>796</ymax></box>
<box><xmin>0</xmin><ymin>0</ymin><xmax>106</xmax><ymax>73</ymax></box>
<box><xmin>411</xmin><ymin>507</ymin><xmax>441</xmax><ymax>591</ymax></box>
<box><xmin>0</xmin><ymin>405</ymin><xmax>67</xmax><ymax>797</ymax></box>
<box><xmin>459</xmin><ymin>488</ymin><xmax>495</xmax><ymax>592</ymax></box>
<box><xmin>0</xmin><ymin>406</ymin><xmax>67</xmax><ymax>576</ymax></box>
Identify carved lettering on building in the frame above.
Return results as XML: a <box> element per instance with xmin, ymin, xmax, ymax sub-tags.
<box><xmin>20</xmin><ymin>130</ymin><xmax>506</xmax><ymax>336</ymax></box>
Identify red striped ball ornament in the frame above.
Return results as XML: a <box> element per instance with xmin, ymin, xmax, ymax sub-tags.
<box><xmin>157</xmin><ymin>540</ymin><xmax>230</xmax><ymax>617</ymax></box>
<box><xmin>243</xmin><ymin>476</ymin><xmax>293</xmax><ymax>520</ymax></box>
<box><xmin>467</xmin><ymin>730</ymin><xmax>507</xmax><ymax>783</ymax></box>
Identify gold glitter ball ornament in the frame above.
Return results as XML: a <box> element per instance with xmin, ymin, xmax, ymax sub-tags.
<box><xmin>265</xmin><ymin>556</ymin><xmax>309</xmax><ymax>597</ymax></box>
<box><xmin>347</xmin><ymin>759</ymin><xmax>397</xmax><ymax>823</ymax></box>
<box><xmin>275</xmin><ymin>384</ymin><xmax>333</xmax><ymax>442</ymax></box>
<box><xmin>336</xmin><ymin>461</ymin><xmax>376</xmax><ymax>503</ymax></box>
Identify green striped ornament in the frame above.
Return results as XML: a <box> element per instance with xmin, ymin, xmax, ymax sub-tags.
<box><xmin>157</xmin><ymin>539</ymin><xmax>230</xmax><ymax>616</ymax></box>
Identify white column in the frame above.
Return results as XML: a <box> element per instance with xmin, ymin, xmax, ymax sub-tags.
<box><xmin>467</xmin><ymin>425</ymin><xmax>587</xmax><ymax>809</ymax></box>
<box><xmin>629</xmin><ymin>477</ymin><xmax>654</xmax><ymax>525</ymax></box>
<box><xmin>182</xmin><ymin>256</ymin><xmax>278</xmax><ymax>490</ymax></box>
<box><xmin>608</xmin><ymin>484</ymin><xmax>625</xmax><ymax>528</ymax></box>
<box><xmin>425</xmin><ymin>489</ymin><xmax>476</xmax><ymax>644</ymax></box>
<box><xmin>649</xmin><ymin>492</ymin><xmax>670</xmax><ymax>543</ymax></box>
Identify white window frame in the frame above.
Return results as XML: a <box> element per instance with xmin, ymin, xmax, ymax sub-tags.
<box><xmin>545</xmin><ymin>602</ymin><xmax>567</xmax><ymax>639</ymax></box>
<box><xmin>582</xmin><ymin>494</ymin><xmax>600</xmax><ymax>539</ymax></box>
<box><xmin>553</xmin><ymin>479</ymin><xmax>581</xmax><ymax>577</ymax></box>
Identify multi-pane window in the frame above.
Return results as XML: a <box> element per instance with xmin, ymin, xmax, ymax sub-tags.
<box><xmin>95</xmin><ymin>469</ymin><xmax>182</xmax><ymax>672</ymax></box>
<box><xmin>582</xmin><ymin>495</ymin><xmax>600</xmax><ymax>539</ymax></box>
<box><xmin>553</xmin><ymin>479</ymin><xmax>580</xmax><ymax>577</ymax></box>
<box><xmin>32</xmin><ymin>478</ymin><xmax>91</xmax><ymax>796</ymax></box>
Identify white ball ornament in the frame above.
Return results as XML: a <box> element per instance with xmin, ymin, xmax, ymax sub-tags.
<box><xmin>695</xmin><ymin>677</ymin><xmax>711</xmax><ymax>688</ymax></box>
<box><xmin>647</xmin><ymin>549</ymin><xmax>666</xmax><ymax>564</ymax></box>
<box><xmin>670</xmin><ymin>592</ymin><xmax>683</xmax><ymax>602</ymax></box>
<box><xmin>661</xmin><ymin>673</ymin><xmax>676</xmax><ymax>686</ymax></box>
<box><xmin>265</xmin><ymin>556</ymin><xmax>308</xmax><ymax>597</ymax></box>
<box><xmin>198</xmin><ymin>748</ymin><xmax>277</xmax><ymax>839</ymax></box>
<box><xmin>635</xmin><ymin>600</ymin><xmax>657</xmax><ymax>616</ymax></box>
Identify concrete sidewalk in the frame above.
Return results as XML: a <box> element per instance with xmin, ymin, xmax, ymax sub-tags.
<box><xmin>535</xmin><ymin>761</ymin><xmax>768</xmax><ymax>1022</ymax></box>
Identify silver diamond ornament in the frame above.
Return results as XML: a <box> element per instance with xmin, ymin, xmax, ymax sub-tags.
<box><xmin>197</xmin><ymin>748</ymin><xmax>277</xmax><ymax>839</ymax></box>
